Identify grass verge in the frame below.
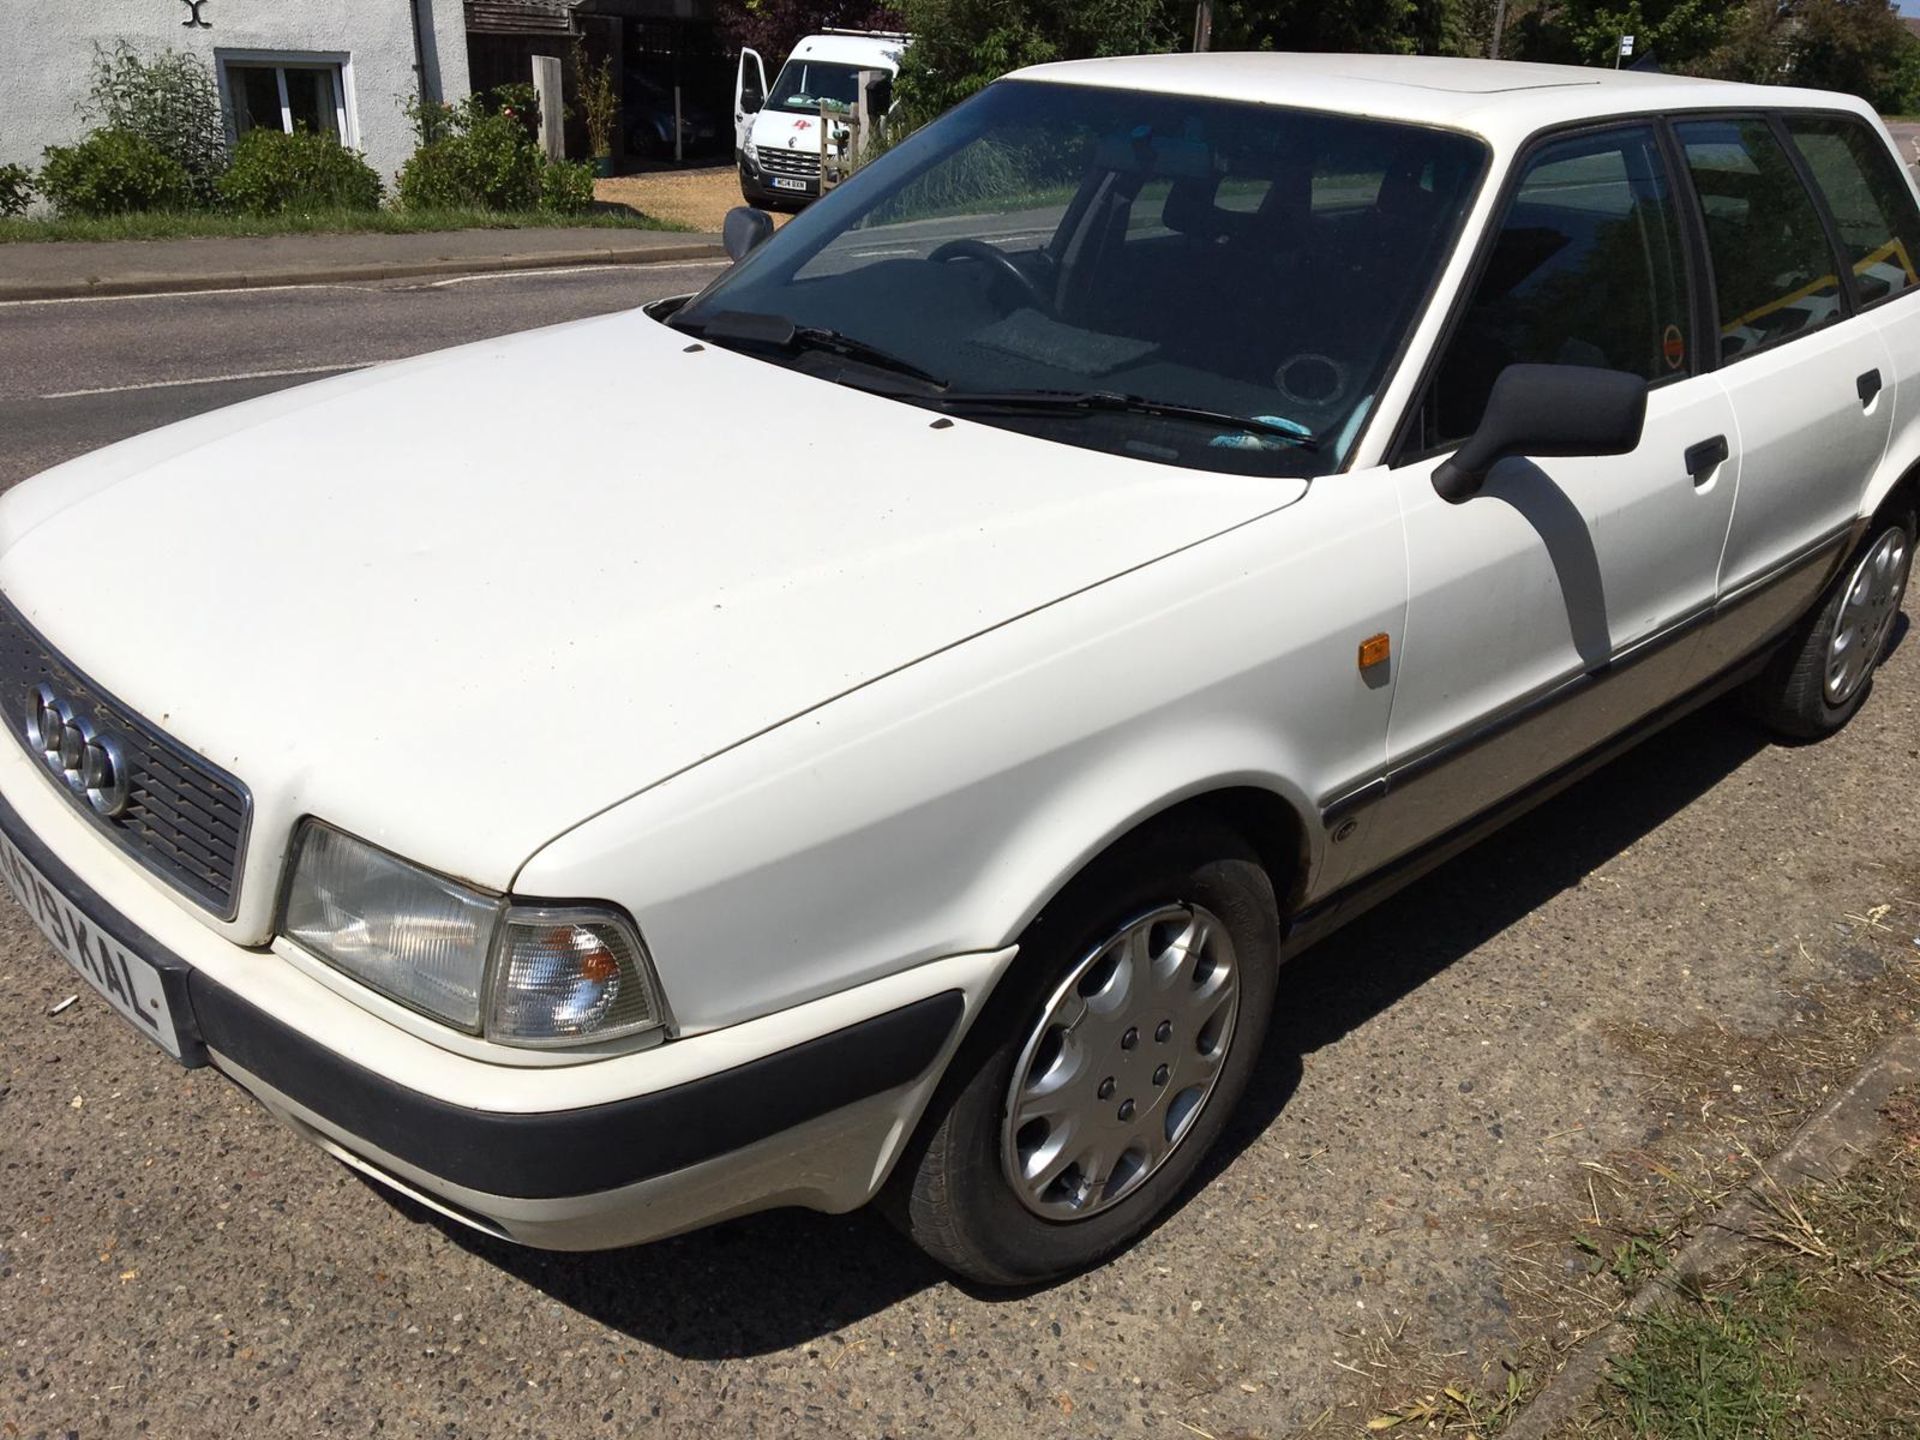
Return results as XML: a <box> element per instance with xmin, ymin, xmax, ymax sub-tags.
<box><xmin>1569</xmin><ymin>1090</ymin><xmax>1920</xmax><ymax>1437</ymax></box>
<box><xmin>0</xmin><ymin>206</ymin><xmax>687</xmax><ymax>242</ymax></box>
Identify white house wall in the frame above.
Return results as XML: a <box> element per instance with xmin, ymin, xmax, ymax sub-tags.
<box><xmin>0</xmin><ymin>0</ymin><xmax>472</xmax><ymax>186</ymax></box>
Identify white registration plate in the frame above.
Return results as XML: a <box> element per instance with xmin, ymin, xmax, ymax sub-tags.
<box><xmin>1</xmin><ymin>833</ymin><xmax>183</xmax><ymax>1059</ymax></box>
<box><xmin>771</xmin><ymin>177</ymin><xmax>809</xmax><ymax>192</ymax></box>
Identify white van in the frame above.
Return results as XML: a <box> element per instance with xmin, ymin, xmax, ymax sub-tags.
<box><xmin>734</xmin><ymin>29</ymin><xmax>909</xmax><ymax>208</ymax></box>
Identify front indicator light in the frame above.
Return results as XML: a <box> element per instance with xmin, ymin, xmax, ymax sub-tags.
<box><xmin>487</xmin><ymin>908</ymin><xmax>665</xmax><ymax>1047</ymax></box>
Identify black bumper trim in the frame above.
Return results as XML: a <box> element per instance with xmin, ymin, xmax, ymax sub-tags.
<box><xmin>192</xmin><ymin>979</ymin><xmax>964</xmax><ymax>1200</ymax></box>
<box><xmin>0</xmin><ymin>782</ymin><xmax>965</xmax><ymax>1201</ymax></box>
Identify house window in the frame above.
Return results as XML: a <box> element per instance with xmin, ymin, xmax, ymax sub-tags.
<box><xmin>225</xmin><ymin>59</ymin><xmax>349</xmax><ymax>143</ymax></box>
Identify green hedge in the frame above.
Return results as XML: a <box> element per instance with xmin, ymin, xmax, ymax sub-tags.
<box><xmin>217</xmin><ymin>129</ymin><xmax>382</xmax><ymax>214</ymax></box>
<box><xmin>40</xmin><ymin>129</ymin><xmax>191</xmax><ymax>216</ymax></box>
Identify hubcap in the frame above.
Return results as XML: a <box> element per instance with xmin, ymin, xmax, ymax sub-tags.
<box><xmin>1001</xmin><ymin>903</ymin><xmax>1240</xmax><ymax>1221</ymax></box>
<box><xmin>1826</xmin><ymin>525</ymin><xmax>1912</xmax><ymax>705</ymax></box>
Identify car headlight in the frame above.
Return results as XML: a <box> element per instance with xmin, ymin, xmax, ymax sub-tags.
<box><xmin>280</xmin><ymin>821</ymin><xmax>667</xmax><ymax>1047</ymax></box>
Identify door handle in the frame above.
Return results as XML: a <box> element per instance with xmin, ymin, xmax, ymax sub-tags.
<box><xmin>1858</xmin><ymin>369</ymin><xmax>1883</xmax><ymax>406</ymax></box>
<box><xmin>1684</xmin><ymin>434</ymin><xmax>1729</xmax><ymax>483</ymax></box>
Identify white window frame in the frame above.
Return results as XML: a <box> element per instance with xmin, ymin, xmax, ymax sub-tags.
<box><xmin>217</xmin><ymin>51</ymin><xmax>358</xmax><ymax>149</ymax></box>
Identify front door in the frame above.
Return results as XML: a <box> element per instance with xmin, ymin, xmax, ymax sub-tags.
<box><xmin>734</xmin><ymin>47</ymin><xmax>768</xmax><ymax>159</ymax></box>
<box><xmin>1346</xmin><ymin>123</ymin><xmax>1740</xmax><ymax>875</ymax></box>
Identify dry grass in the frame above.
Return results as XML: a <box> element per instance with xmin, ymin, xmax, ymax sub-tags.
<box><xmin>1310</xmin><ymin>873</ymin><xmax>1920</xmax><ymax>1436</ymax></box>
<box><xmin>595</xmin><ymin>165</ymin><xmax>792</xmax><ymax>234</ymax></box>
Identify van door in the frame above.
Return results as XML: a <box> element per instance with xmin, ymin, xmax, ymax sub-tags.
<box><xmin>1342</xmin><ymin>123</ymin><xmax>1739</xmax><ymax>876</ymax></box>
<box><xmin>1672</xmin><ymin>115</ymin><xmax>1895</xmax><ymax>672</ymax></box>
<box><xmin>734</xmin><ymin>48</ymin><xmax>768</xmax><ymax>160</ymax></box>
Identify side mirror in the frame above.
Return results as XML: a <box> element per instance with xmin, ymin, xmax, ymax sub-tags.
<box><xmin>740</xmin><ymin>90</ymin><xmax>763</xmax><ymax>115</ymax></box>
<box><xmin>723</xmin><ymin>205</ymin><xmax>774</xmax><ymax>262</ymax></box>
<box><xmin>1432</xmin><ymin>363</ymin><xmax>1648</xmax><ymax>504</ymax></box>
<box><xmin>867</xmin><ymin>77</ymin><xmax>893</xmax><ymax>115</ymax></box>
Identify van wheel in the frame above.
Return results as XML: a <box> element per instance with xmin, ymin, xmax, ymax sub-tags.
<box><xmin>1748</xmin><ymin>507</ymin><xmax>1914</xmax><ymax>740</ymax></box>
<box><xmin>888</xmin><ymin>821</ymin><xmax>1278</xmax><ymax>1286</ymax></box>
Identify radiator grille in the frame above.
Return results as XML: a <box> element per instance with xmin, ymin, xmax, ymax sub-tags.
<box><xmin>0</xmin><ymin>595</ymin><xmax>249</xmax><ymax>917</ymax></box>
<box><xmin>757</xmin><ymin>145</ymin><xmax>821</xmax><ymax>180</ymax></box>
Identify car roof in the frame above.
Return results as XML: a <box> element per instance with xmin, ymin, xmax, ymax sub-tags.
<box><xmin>786</xmin><ymin>32</ymin><xmax>908</xmax><ymax>72</ymax></box>
<box><xmin>1006</xmin><ymin>52</ymin><xmax>1873</xmax><ymax>145</ymax></box>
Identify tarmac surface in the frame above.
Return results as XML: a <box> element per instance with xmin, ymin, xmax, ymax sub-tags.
<box><xmin>0</xmin><ymin>260</ymin><xmax>1916</xmax><ymax>1438</ymax></box>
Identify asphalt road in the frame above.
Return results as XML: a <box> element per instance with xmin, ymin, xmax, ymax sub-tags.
<box><xmin>0</xmin><ymin>262</ymin><xmax>727</xmax><ymax>489</ymax></box>
<box><xmin>1</xmin><ymin>265</ymin><xmax>1917</xmax><ymax>1439</ymax></box>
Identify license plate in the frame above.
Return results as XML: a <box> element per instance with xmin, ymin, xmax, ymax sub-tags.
<box><xmin>771</xmin><ymin>177</ymin><xmax>809</xmax><ymax>192</ymax></box>
<box><xmin>0</xmin><ymin>834</ymin><xmax>184</xmax><ymax>1059</ymax></box>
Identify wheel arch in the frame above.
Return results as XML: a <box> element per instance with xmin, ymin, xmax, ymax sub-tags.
<box><xmin>990</xmin><ymin>779</ymin><xmax>1318</xmax><ymax>967</ymax></box>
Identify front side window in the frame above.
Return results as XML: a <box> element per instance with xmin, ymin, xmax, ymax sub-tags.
<box><xmin>1421</xmin><ymin>125</ymin><xmax>1693</xmax><ymax>451</ymax></box>
<box><xmin>676</xmin><ymin>81</ymin><xmax>1486</xmax><ymax>476</ymax></box>
<box><xmin>1674</xmin><ymin>118</ymin><xmax>1842</xmax><ymax>362</ymax></box>
<box><xmin>1784</xmin><ymin>113</ymin><xmax>1920</xmax><ymax>306</ymax></box>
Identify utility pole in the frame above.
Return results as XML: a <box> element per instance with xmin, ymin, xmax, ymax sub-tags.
<box><xmin>1489</xmin><ymin>0</ymin><xmax>1507</xmax><ymax>59</ymax></box>
<box><xmin>1193</xmin><ymin>0</ymin><xmax>1213</xmax><ymax>52</ymax></box>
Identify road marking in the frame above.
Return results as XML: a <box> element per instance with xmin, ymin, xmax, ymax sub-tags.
<box><xmin>0</xmin><ymin>282</ymin><xmax>371</xmax><ymax>309</ymax></box>
<box><xmin>38</xmin><ymin>362</ymin><xmax>372</xmax><ymax>400</ymax></box>
<box><xmin>0</xmin><ymin>260</ymin><xmax>725</xmax><ymax>309</ymax></box>
<box><xmin>417</xmin><ymin>260</ymin><xmax>723</xmax><ymax>287</ymax></box>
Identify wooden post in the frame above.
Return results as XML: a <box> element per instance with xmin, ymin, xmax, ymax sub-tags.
<box><xmin>531</xmin><ymin>54</ymin><xmax>564</xmax><ymax>161</ymax></box>
<box><xmin>674</xmin><ymin>85</ymin><xmax>683</xmax><ymax>164</ymax></box>
<box><xmin>1489</xmin><ymin>0</ymin><xmax>1507</xmax><ymax>59</ymax></box>
<box><xmin>1192</xmin><ymin>0</ymin><xmax>1213</xmax><ymax>52</ymax></box>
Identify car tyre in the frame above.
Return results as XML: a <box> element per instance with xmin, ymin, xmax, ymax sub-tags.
<box><xmin>1746</xmin><ymin>504</ymin><xmax>1914</xmax><ymax>741</ymax></box>
<box><xmin>887</xmin><ymin>819</ymin><xmax>1279</xmax><ymax>1286</ymax></box>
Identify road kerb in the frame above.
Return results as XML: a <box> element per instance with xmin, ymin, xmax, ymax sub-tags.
<box><xmin>0</xmin><ymin>241</ymin><xmax>728</xmax><ymax>303</ymax></box>
<box><xmin>1501</xmin><ymin>1024</ymin><xmax>1920</xmax><ymax>1440</ymax></box>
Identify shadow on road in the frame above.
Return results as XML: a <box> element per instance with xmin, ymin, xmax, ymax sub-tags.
<box><xmin>379</xmin><ymin>705</ymin><xmax>1770</xmax><ymax>1358</ymax></box>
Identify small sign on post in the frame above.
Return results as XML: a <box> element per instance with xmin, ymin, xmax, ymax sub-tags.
<box><xmin>1617</xmin><ymin>33</ymin><xmax>1635</xmax><ymax>67</ymax></box>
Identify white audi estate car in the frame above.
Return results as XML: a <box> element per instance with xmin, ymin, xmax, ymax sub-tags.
<box><xmin>2</xmin><ymin>54</ymin><xmax>1914</xmax><ymax>1285</ymax></box>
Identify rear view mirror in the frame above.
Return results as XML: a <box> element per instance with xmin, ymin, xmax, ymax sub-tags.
<box><xmin>723</xmin><ymin>205</ymin><xmax>774</xmax><ymax>262</ymax></box>
<box><xmin>1433</xmin><ymin>364</ymin><xmax>1647</xmax><ymax>503</ymax></box>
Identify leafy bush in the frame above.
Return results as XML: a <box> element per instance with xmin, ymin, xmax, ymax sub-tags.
<box><xmin>84</xmin><ymin>42</ymin><xmax>226</xmax><ymax>205</ymax></box>
<box><xmin>40</xmin><ymin>129</ymin><xmax>191</xmax><ymax>216</ymax></box>
<box><xmin>577</xmin><ymin>48</ymin><xmax>618</xmax><ymax>157</ymax></box>
<box><xmin>0</xmin><ymin>162</ymin><xmax>33</xmax><ymax>217</ymax></box>
<box><xmin>217</xmin><ymin>129</ymin><xmax>381</xmax><ymax>214</ymax></box>
<box><xmin>398</xmin><ymin>84</ymin><xmax>582</xmax><ymax>214</ymax></box>
<box><xmin>540</xmin><ymin>158</ymin><xmax>595</xmax><ymax>214</ymax></box>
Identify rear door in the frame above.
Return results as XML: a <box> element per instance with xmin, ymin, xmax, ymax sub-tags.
<box><xmin>1780</xmin><ymin>111</ymin><xmax>1920</xmax><ymax>518</ymax></box>
<box><xmin>1671</xmin><ymin>114</ymin><xmax>1894</xmax><ymax>670</ymax></box>
<box><xmin>1346</xmin><ymin>122</ymin><xmax>1740</xmax><ymax>873</ymax></box>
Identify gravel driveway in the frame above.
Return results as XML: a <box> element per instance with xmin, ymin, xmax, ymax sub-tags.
<box><xmin>598</xmin><ymin>164</ymin><xmax>792</xmax><ymax>233</ymax></box>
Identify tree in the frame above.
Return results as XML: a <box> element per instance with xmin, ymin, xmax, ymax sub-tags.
<box><xmin>715</xmin><ymin>0</ymin><xmax>906</xmax><ymax>65</ymax></box>
<box><xmin>1499</xmin><ymin>0</ymin><xmax>1742</xmax><ymax>70</ymax></box>
<box><xmin>1703</xmin><ymin>0</ymin><xmax>1912</xmax><ymax>105</ymax></box>
<box><xmin>892</xmin><ymin>0</ymin><xmax>1178</xmax><ymax>127</ymax></box>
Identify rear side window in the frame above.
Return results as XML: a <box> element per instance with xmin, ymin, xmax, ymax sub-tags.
<box><xmin>1422</xmin><ymin>125</ymin><xmax>1692</xmax><ymax>450</ymax></box>
<box><xmin>1674</xmin><ymin>118</ymin><xmax>1842</xmax><ymax>362</ymax></box>
<box><xmin>1784</xmin><ymin>113</ymin><xmax>1920</xmax><ymax>306</ymax></box>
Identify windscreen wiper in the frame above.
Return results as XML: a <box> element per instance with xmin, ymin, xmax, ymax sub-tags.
<box><xmin>929</xmin><ymin>389</ymin><xmax>1320</xmax><ymax>449</ymax></box>
<box><xmin>679</xmin><ymin>309</ymin><xmax>948</xmax><ymax>387</ymax></box>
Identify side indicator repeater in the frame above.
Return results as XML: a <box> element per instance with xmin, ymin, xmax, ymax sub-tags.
<box><xmin>1358</xmin><ymin>633</ymin><xmax>1391</xmax><ymax>671</ymax></box>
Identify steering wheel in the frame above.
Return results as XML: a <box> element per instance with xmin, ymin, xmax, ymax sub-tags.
<box><xmin>928</xmin><ymin>238</ymin><xmax>1051</xmax><ymax>312</ymax></box>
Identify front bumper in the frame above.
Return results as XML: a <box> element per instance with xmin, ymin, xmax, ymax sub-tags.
<box><xmin>0</xmin><ymin>746</ymin><xmax>1008</xmax><ymax>1249</ymax></box>
<box><xmin>738</xmin><ymin>157</ymin><xmax>818</xmax><ymax>208</ymax></box>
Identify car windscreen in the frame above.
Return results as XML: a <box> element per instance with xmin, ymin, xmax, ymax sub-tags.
<box><xmin>768</xmin><ymin>59</ymin><xmax>865</xmax><ymax>113</ymax></box>
<box><xmin>677</xmin><ymin>80</ymin><xmax>1487</xmax><ymax>477</ymax></box>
